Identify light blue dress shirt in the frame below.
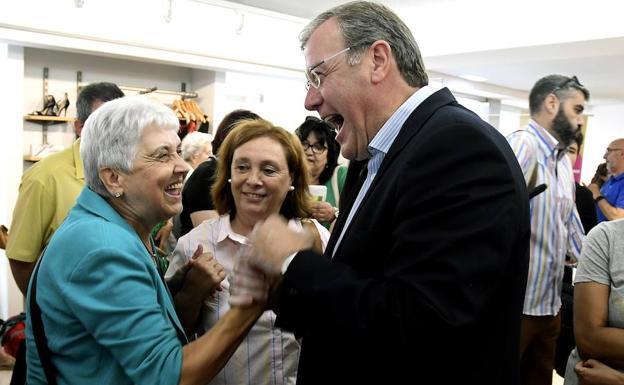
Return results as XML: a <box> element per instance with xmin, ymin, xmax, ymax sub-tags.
<box><xmin>332</xmin><ymin>86</ymin><xmax>434</xmax><ymax>256</ymax></box>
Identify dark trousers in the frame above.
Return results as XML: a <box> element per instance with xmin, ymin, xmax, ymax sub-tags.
<box><xmin>519</xmin><ymin>313</ymin><xmax>561</xmax><ymax>385</ymax></box>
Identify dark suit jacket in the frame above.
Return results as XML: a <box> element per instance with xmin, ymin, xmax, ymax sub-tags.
<box><xmin>276</xmin><ymin>88</ymin><xmax>530</xmax><ymax>385</ymax></box>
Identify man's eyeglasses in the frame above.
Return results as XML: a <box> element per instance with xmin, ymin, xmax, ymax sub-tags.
<box><xmin>551</xmin><ymin>75</ymin><xmax>584</xmax><ymax>95</ymax></box>
<box><xmin>305</xmin><ymin>46</ymin><xmax>352</xmax><ymax>90</ymax></box>
<box><xmin>302</xmin><ymin>142</ymin><xmax>327</xmax><ymax>154</ymax></box>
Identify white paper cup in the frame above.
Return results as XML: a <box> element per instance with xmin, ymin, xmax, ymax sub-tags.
<box><xmin>308</xmin><ymin>185</ymin><xmax>327</xmax><ymax>202</ymax></box>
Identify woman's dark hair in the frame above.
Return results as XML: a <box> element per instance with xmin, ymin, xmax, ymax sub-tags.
<box><xmin>294</xmin><ymin>116</ymin><xmax>340</xmax><ymax>185</ymax></box>
<box><xmin>212</xmin><ymin>109</ymin><xmax>261</xmax><ymax>155</ymax></box>
<box><xmin>591</xmin><ymin>162</ymin><xmax>609</xmax><ymax>187</ymax></box>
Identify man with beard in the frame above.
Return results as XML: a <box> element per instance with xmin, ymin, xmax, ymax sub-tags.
<box><xmin>587</xmin><ymin>138</ymin><xmax>624</xmax><ymax>222</ymax></box>
<box><xmin>507</xmin><ymin>74</ymin><xmax>589</xmax><ymax>385</ymax></box>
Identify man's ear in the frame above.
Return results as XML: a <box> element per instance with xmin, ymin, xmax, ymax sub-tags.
<box><xmin>74</xmin><ymin>120</ymin><xmax>84</xmax><ymax>138</ymax></box>
<box><xmin>99</xmin><ymin>167</ymin><xmax>124</xmax><ymax>196</ymax></box>
<box><xmin>544</xmin><ymin>93</ymin><xmax>560</xmax><ymax>116</ymax></box>
<box><xmin>370</xmin><ymin>40</ymin><xmax>392</xmax><ymax>84</ymax></box>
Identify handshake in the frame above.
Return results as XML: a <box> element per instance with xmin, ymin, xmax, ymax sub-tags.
<box><xmin>229</xmin><ymin>214</ymin><xmax>316</xmax><ymax>308</ymax></box>
<box><xmin>168</xmin><ymin>214</ymin><xmax>316</xmax><ymax>309</ymax></box>
<box><xmin>229</xmin><ymin>215</ymin><xmax>314</xmax><ymax>306</ymax></box>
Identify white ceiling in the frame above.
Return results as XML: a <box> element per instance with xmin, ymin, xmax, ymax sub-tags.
<box><xmin>227</xmin><ymin>0</ymin><xmax>624</xmax><ymax>106</ymax></box>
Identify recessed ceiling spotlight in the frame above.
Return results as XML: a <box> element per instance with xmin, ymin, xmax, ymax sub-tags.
<box><xmin>460</xmin><ymin>74</ymin><xmax>488</xmax><ymax>82</ymax></box>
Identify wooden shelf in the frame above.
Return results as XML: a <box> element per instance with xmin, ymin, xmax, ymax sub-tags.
<box><xmin>23</xmin><ymin>155</ymin><xmax>42</xmax><ymax>162</ymax></box>
<box><xmin>24</xmin><ymin>115</ymin><xmax>75</xmax><ymax>123</ymax></box>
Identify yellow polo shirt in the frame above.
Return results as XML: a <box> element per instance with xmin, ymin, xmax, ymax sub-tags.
<box><xmin>6</xmin><ymin>140</ymin><xmax>84</xmax><ymax>262</ymax></box>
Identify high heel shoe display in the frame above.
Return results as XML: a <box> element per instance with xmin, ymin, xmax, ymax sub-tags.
<box><xmin>30</xmin><ymin>95</ymin><xmax>58</xmax><ymax>116</ymax></box>
<box><xmin>56</xmin><ymin>92</ymin><xmax>70</xmax><ymax>117</ymax></box>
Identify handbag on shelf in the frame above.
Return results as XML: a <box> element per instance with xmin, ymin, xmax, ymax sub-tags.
<box><xmin>0</xmin><ymin>225</ymin><xmax>8</xmax><ymax>250</ymax></box>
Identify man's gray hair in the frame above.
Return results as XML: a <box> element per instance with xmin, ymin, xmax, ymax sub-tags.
<box><xmin>80</xmin><ymin>96</ymin><xmax>179</xmax><ymax>196</ymax></box>
<box><xmin>300</xmin><ymin>1</ymin><xmax>428</xmax><ymax>88</ymax></box>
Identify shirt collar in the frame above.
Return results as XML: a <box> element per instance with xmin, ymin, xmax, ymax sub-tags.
<box><xmin>610</xmin><ymin>172</ymin><xmax>624</xmax><ymax>181</ymax></box>
<box><xmin>216</xmin><ymin>214</ymin><xmax>303</xmax><ymax>244</ymax></box>
<box><xmin>216</xmin><ymin>214</ymin><xmax>249</xmax><ymax>245</ymax></box>
<box><xmin>527</xmin><ymin>119</ymin><xmax>565</xmax><ymax>158</ymax></box>
<box><xmin>368</xmin><ymin>85</ymin><xmax>434</xmax><ymax>158</ymax></box>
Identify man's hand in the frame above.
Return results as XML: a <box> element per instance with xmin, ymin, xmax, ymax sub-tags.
<box><xmin>312</xmin><ymin>201</ymin><xmax>336</xmax><ymax>223</ymax></box>
<box><xmin>229</xmin><ymin>253</ymin><xmax>269</xmax><ymax>307</ymax></box>
<box><xmin>182</xmin><ymin>245</ymin><xmax>226</xmax><ymax>299</ymax></box>
<box><xmin>575</xmin><ymin>359</ymin><xmax>624</xmax><ymax>385</ymax></box>
<box><xmin>249</xmin><ymin>214</ymin><xmax>315</xmax><ymax>276</ymax></box>
<box><xmin>587</xmin><ymin>183</ymin><xmax>601</xmax><ymax>199</ymax></box>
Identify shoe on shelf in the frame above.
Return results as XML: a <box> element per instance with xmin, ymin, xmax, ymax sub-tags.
<box><xmin>30</xmin><ymin>95</ymin><xmax>58</xmax><ymax>116</ymax></box>
<box><xmin>56</xmin><ymin>92</ymin><xmax>70</xmax><ymax>117</ymax></box>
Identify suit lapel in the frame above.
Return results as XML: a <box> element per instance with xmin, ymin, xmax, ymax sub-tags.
<box><xmin>329</xmin><ymin>88</ymin><xmax>457</xmax><ymax>258</ymax></box>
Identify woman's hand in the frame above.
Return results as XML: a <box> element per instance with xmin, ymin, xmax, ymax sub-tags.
<box><xmin>183</xmin><ymin>245</ymin><xmax>226</xmax><ymax>299</ymax></box>
<box><xmin>576</xmin><ymin>359</ymin><xmax>624</xmax><ymax>385</ymax></box>
<box><xmin>154</xmin><ymin>219</ymin><xmax>173</xmax><ymax>251</ymax></box>
<box><xmin>312</xmin><ymin>201</ymin><xmax>336</xmax><ymax>223</ymax></box>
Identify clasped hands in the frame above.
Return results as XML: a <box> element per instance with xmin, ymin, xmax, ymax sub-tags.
<box><xmin>170</xmin><ymin>215</ymin><xmax>315</xmax><ymax>309</ymax></box>
<box><xmin>229</xmin><ymin>214</ymin><xmax>316</xmax><ymax>307</ymax></box>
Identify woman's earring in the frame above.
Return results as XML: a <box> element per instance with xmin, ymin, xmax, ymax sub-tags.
<box><xmin>114</xmin><ymin>192</ymin><xmax>122</xmax><ymax>198</ymax></box>
<box><xmin>228</xmin><ymin>178</ymin><xmax>232</xmax><ymax>183</ymax></box>
<box><xmin>289</xmin><ymin>186</ymin><xmax>295</xmax><ymax>191</ymax></box>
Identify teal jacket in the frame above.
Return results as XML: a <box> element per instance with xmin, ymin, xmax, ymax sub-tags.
<box><xmin>26</xmin><ymin>187</ymin><xmax>186</xmax><ymax>384</ymax></box>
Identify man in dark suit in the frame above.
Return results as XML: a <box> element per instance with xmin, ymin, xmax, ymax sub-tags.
<box><xmin>240</xmin><ymin>2</ymin><xmax>530</xmax><ymax>384</ymax></box>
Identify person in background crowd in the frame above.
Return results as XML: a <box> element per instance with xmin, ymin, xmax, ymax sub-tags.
<box><xmin>563</xmin><ymin>218</ymin><xmax>624</xmax><ymax>385</ymax></box>
<box><xmin>168</xmin><ymin>131</ymin><xmax>213</xmax><ymax>248</ymax></box>
<box><xmin>295</xmin><ymin>116</ymin><xmax>347</xmax><ymax>228</ymax></box>
<box><xmin>233</xmin><ymin>2</ymin><xmax>530</xmax><ymax>384</ymax></box>
<box><xmin>167</xmin><ymin>119</ymin><xmax>329</xmax><ymax>385</ymax></box>
<box><xmin>178</xmin><ymin>110</ymin><xmax>261</xmax><ymax>237</ymax></box>
<box><xmin>507</xmin><ymin>74</ymin><xmax>588</xmax><ymax>385</ymax></box>
<box><xmin>6</xmin><ymin>82</ymin><xmax>124</xmax><ymax>385</ymax></box>
<box><xmin>588</xmin><ymin>138</ymin><xmax>624</xmax><ymax>222</ymax></box>
<box><xmin>180</xmin><ymin>131</ymin><xmax>213</xmax><ymax>180</ymax></box>
<box><xmin>591</xmin><ymin>162</ymin><xmax>610</xmax><ymax>188</ymax></box>
<box><xmin>568</xmin><ymin>132</ymin><xmax>598</xmax><ymax>234</ymax></box>
<box><xmin>26</xmin><ymin>96</ymin><xmax>268</xmax><ymax>385</ymax></box>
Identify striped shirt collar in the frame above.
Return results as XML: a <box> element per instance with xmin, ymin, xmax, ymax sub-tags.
<box><xmin>368</xmin><ymin>85</ymin><xmax>434</xmax><ymax>158</ymax></box>
<box><xmin>526</xmin><ymin>119</ymin><xmax>566</xmax><ymax>159</ymax></box>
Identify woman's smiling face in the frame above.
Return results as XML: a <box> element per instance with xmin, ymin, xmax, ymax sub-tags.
<box><xmin>230</xmin><ymin>136</ymin><xmax>293</xmax><ymax>221</ymax></box>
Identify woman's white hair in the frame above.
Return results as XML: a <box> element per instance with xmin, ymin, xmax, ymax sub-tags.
<box><xmin>181</xmin><ymin>131</ymin><xmax>213</xmax><ymax>162</ymax></box>
<box><xmin>80</xmin><ymin>96</ymin><xmax>179</xmax><ymax>196</ymax></box>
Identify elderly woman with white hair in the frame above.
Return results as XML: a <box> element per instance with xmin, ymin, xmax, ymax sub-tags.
<box><xmin>181</xmin><ymin>131</ymin><xmax>213</xmax><ymax>179</ymax></box>
<box><xmin>25</xmin><ymin>96</ymin><xmax>268</xmax><ymax>385</ymax></box>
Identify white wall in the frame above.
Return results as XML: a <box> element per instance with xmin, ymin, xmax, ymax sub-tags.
<box><xmin>220</xmin><ymin>72</ymin><xmax>309</xmax><ymax>131</ymax></box>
